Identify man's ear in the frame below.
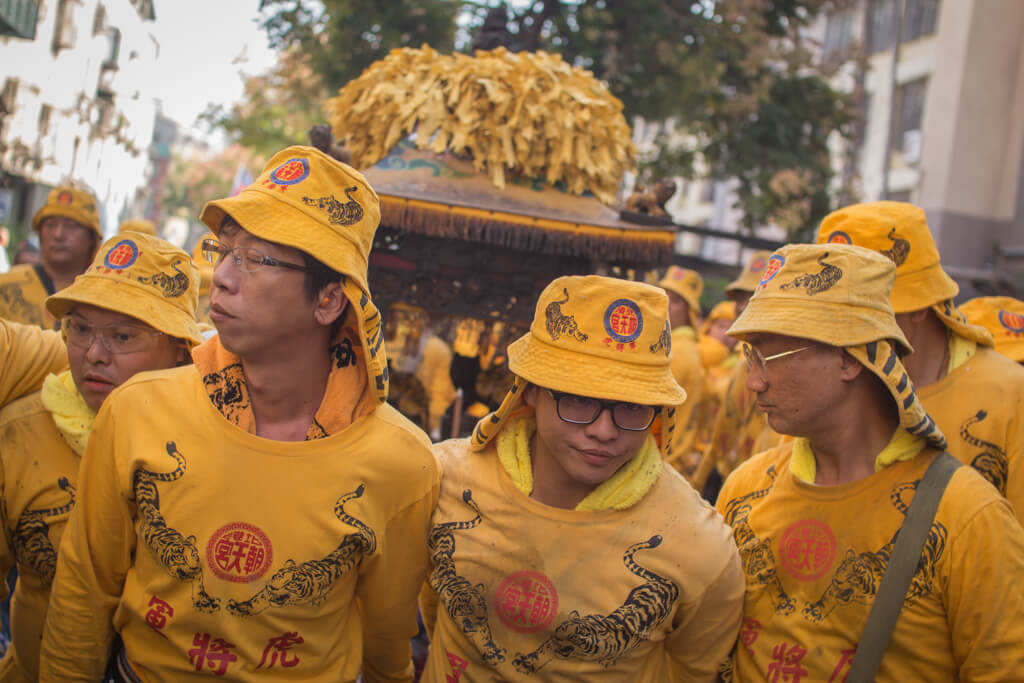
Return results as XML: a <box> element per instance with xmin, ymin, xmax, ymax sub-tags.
<box><xmin>838</xmin><ymin>349</ymin><xmax>865</xmax><ymax>381</ymax></box>
<box><xmin>522</xmin><ymin>383</ymin><xmax>538</xmax><ymax>408</ymax></box>
<box><xmin>313</xmin><ymin>282</ymin><xmax>347</xmax><ymax>327</ymax></box>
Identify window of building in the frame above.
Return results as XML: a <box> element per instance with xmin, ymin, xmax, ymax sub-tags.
<box><xmin>51</xmin><ymin>0</ymin><xmax>78</xmax><ymax>54</ymax></box>
<box><xmin>869</xmin><ymin>0</ymin><xmax>940</xmax><ymax>53</ymax></box>
<box><xmin>38</xmin><ymin>104</ymin><xmax>52</xmax><ymax>135</ymax></box>
<box><xmin>891</xmin><ymin>77</ymin><xmax>928</xmax><ymax>166</ymax></box>
<box><xmin>902</xmin><ymin>0</ymin><xmax>940</xmax><ymax>42</ymax></box>
<box><xmin>823</xmin><ymin>7</ymin><xmax>856</xmax><ymax>61</ymax></box>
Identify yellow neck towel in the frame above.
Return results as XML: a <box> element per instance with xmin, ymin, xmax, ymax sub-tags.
<box><xmin>40</xmin><ymin>370</ymin><xmax>96</xmax><ymax>456</ymax></box>
<box><xmin>790</xmin><ymin>427</ymin><xmax>925</xmax><ymax>484</ymax></box>
<box><xmin>496</xmin><ymin>415</ymin><xmax>662</xmax><ymax>510</ymax></box>
<box><xmin>948</xmin><ymin>331</ymin><xmax>976</xmax><ymax>374</ymax></box>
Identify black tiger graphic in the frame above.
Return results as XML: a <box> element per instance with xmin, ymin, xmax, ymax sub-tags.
<box><xmin>960</xmin><ymin>410</ymin><xmax>1007</xmax><ymax>494</ymax></box>
<box><xmin>14</xmin><ymin>477</ymin><xmax>76</xmax><ymax>583</ymax></box>
<box><xmin>429</xmin><ymin>490</ymin><xmax>506</xmax><ymax>664</ymax></box>
<box><xmin>302</xmin><ymin>187</ymin><xmax>364</xmax><ymax>226</ymax></box>
<box><xmin>227</xmin><ymin>484</ymin><xmax>376</xmax><ymax>616</ymax></box>
<box><xmin>135</xmin><ymin>442</ymin><xmax>219</xmax><ymax>613</ymax></box>
<box><xmin>512</xmin><ymin>535</ymin><xmax>679</xmax><ymax>673</ymax></box>
<box><xmin>648</xmin><ymin>322</ymin><xmax>671</xmax><ymax>356</ymax></box>
<box><xmin>202</xmin><ymin>363</ymin><xmax>251</xmax><ymax>426</ymax></box>
<box><xmin>137</xmin><ymin>258</ymin><xmax>190</xmax><ymax>298</ymax></box>
<box><xmin>0</xmin><ymin>282</ymin><xmax>44</xmax><ymax>327</ymax></box>
<box><xmin>722</xmin><ymin>466</ymin><xmax>794</xmax><ymax>615</ymax></box>
<box><xmin>779</xmin><ymin>252</ymin><xmax>843</xmax><ymax>295</ymax></box>
<box><xmin>803</xmin><ymin>479</ymin><xmax>948</xmax><ymax>622</ymax></box>
<box><xmin>880</xmin><ymin>227</ymin><xmax>910</xmax><ymax>266</ymax></box>
<box><xmin>544</xmin><ymin>289</ymin><xmax>588</xmax><ymax>343</ymax></box>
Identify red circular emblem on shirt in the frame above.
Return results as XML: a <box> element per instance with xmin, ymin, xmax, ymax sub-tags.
<box><xmin>207</xmin><ymin>522</ymin><xmax>274</xmax><ymax>583</ymax></box>
<box><xmin>494</xmin><ymin>571</ymin><xmax>559</xmax><ymax>634</ymax></box>
<box><xmin>778</xmin><ymin>520</ymin><xmax>836</xmax><ymax>581</ymax></box>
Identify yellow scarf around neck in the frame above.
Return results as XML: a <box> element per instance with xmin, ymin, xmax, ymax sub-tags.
<box><xmin>496</xmin><ymin>415</ymin><xmax>662</xmax><ymax>511</ymax></box>
<box><xmin>790</xmin><ymin>427</ymin><xmax>925</xmax><ymax>484</ymax></box>
<box><xmin>40</xmin><ymin>370</ymin><xmax>96</xmax><ymax>456</ymax></box>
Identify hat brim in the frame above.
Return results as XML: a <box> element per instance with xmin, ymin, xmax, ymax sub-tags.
<box><xmin>200</xmin><ymin>187</ymin><xmax>370</xmax><ymax>292</ymax></box>
<box><xmin>507</xmin><ymin>333</ymin><xmax>687</xmax><ymax>406</ymax></box>
<box><xmin>727</xmin><ymin>299</ymin><xmax>912</xmax><ymax>356</ymax></box>
<box><xmin>46</xmin><ymin>277</ymin><xmax>202</xmax><ymax>345</ymax></box>
<box><xmin>891</xmin><ymin>261</ymin><xmax>959</xmax><ymax>313</ymax></box>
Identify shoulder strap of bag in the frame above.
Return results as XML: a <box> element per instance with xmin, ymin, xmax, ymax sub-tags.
<box><xmin>846</xmin><ymin>451</ymin><xmax>961</xmax><ymax>683</ymax></box>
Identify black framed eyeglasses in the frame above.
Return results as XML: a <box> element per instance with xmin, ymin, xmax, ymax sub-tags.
<box><xmin>201</xmin><ymin>238</ymin><xmax>310</xmax><ymax>274</ymax></box>
<box><xmin>544</xmin><ymin>389</ymin><xmax>658</xmax><ymax>432</ymax></box>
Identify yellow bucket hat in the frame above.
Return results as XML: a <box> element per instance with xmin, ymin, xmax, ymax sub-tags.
<box><xmin>700</xmin><ymin>300</ymin><xmax>736</xmax><ymax>335</ymax></box>
<box><xmin>118</xmin><ymin>219</ymin><xmax>157</xmax><ymax>236</ymax></box>
<box><xmin>32</xmin><ymin>186</ymin><xmax>102</xmax><ymax>237</ymax></box>
<box><xmin>199</xmin><ymin>145</ymin><xmax>390</xmax><ymax>402</ymax></box>
<box><xmin>46</xmin><ymin>233</ymin><xmax>201</xmax><ymax>345</ymax></box>
<box><xmin>471</xmin><ymin>275</ymin><xmax>687</xmax><ymax>456</ymax></box>
<box><xmin>658</xmin><ymin>265</ymin><xmax>702</xmax><ymax>328</ymax></box>
<box><xmin>725</xmin><ymin>250</ymin><xmax>773</xmax><ymax>295</ymax></box>
<box><xmin>960</xmin><ymin>296</ymin><xmax>1024</xmax><ymax>362</ymax></box>
<box><xmin>729</xmin><ymin>243</ymin><xmax>945</xmax><ymax>450</ymax></box>
<box><xmin>817</xmin><ymin>201</ymin><xmax>992</xmax><ymax>345</ymax></box>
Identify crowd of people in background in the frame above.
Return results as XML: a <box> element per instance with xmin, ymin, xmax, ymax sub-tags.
<box><xmin>0</xmin><ymin>144</ymin><xmax>1021</xmax><ymax>681</ymax></box>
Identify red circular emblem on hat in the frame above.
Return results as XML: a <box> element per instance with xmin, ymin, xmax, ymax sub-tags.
<box><xmin>207</xmin><ymin>522</ymin><xmax>274</xmax><ymax>583</ymax></box>
<box><xmin>671</xmin><ymin>268</ymin><xmax>684</xmax><ymax>280</ymax></box>
<box><xmin>103</xmin><ymin>239</ymin><xmax>140</xmax><ymax>270</ymax></box>
<box><xmin>269</xmin><ymin>158</ymin><xmax>310</xmax><ymax>186</ymax></box>
<box><xmin>604</xmin><ymin>299</ymin><xmax>644</xmax><ymax>344</ymax></box>
<box><xmin>999</xmin><ymin>310</ymin><xmax>1024</xmax><ymax>335</ymax></box>
<box><xmin>758</xmin><ymin>254</ymin><xmax>785</xmax><ymax>289</ymax></box>
<box><xmin>749</xmin><ymin>257</ymin><xmax>766</xmax><ymax>273</ymax></box>
<box><xmin>827</xmin><ymin>230</ymin><xmax>852</xmax><ymax>245</ymax></box>
<box><xmin>494</xmin><ymin>571</ymin><xmax>559</xmax><ymax>634</ymax></box>
<box><xmin>56</xmin><ymin>190</ymin><xmax>74</xmax><ymax>206</ymax></box>
<box><xmin>779</xmin><ymin>520</ymin><xmax>836</xmax><ymax>581</ymax></box>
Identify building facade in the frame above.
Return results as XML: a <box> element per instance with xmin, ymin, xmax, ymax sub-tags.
<box><xmin>0</xmin><ymin>0</ymin><xmax>158</xmax><ymax>242</ymax></box>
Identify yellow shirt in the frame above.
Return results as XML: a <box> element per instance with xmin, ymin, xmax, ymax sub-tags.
<box><xmin>919</xmin><ymin>343</ymin><xmax>1024</xmax><ymax>522</ymax></box>
<box><xmin>420</xmin><ymin>437</ymin><xmax>744</xmax><ymax>682</ymax></box>
<box><xmin>40</xmin><ymin>365</ymin><xmax>440</xmax><ymax>682</ymax></box>
<box><xmin>0</xmin><ymin>392</ymin><xmax>82</xmax><ymax>681</ymax></box>
<box><xmin>716</xmin><ymin>442</ymin><xmax>1024</xmax><ymax>682</ymax></box>
<box><xmin>665</xmin><ymin>326</ymin><xmax>706</xmax><ymax>473</ymax></box>
<box><xmin>0</xmin><ymin>264</ymin><xmax>57</xmax><ymax>329</ymax></box>
<box><xmin>0</xmin><ymin>319</ymin><xmax>66</xmax><ymax>407</ymax></box>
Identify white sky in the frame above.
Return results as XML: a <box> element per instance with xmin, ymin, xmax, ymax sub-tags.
<box><xmin>149</xmin><ymin>0</ymin><xmax>280</xmax><ymax>130</ymax></box>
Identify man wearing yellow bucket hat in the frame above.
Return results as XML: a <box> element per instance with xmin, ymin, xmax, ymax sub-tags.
<box><xmin>716</xmin><ymin>243</ymin><xmax>1024</xmax><ymax>681</ymax></box>
<box><xmin>0</xmin><ymin>233</ymin><xmax>198</xmax><ymax>681</ymax></box>
<box><xmin>698</xmin><ymin>300</ymin><xmax>739</xmax><ymax>385</ymax></box>
<box><xmin>692</xmin><ymin>251</ymin><xmax>784</xmax><ymax>498</ymax></box>
<box><xmin>960</xmin><ymin>295</ymin><xmax>1024</xmax><ymax>364</ymax></box>
<box><xmin>0</xmin><ymin>186</ymin><xmax>102</xmax><ymax>329</ymax></box>
<box><xmin>818</xmin><ymin>201</ymin><xmax>1024</xmax><ymax>519</ymax></box>
<box><xmin>656</xmin><ymin>265</ymin><xmax>707</xmax><ymax>475</ymax></box>
<box><xmin>418</xmin><ymin>274</ymin><xmax>744</xmax><ymax>682</ymax></box>
<box><xmin>41</xmin><ymin>147</ymin><xmax>439</xmax><ymax>681</ymax></box>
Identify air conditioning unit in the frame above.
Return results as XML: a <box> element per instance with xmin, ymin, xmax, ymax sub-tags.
<box><xmin>902</xmin><ymin>129</ymin><xmax>922</xmax><ymax>164</ymax></box>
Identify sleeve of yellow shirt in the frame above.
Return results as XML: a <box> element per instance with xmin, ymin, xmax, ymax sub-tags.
<box><xmin>0</xmin><ymin>320</ymin><xmax>67</xmax><ymax>407</ymax></box>
<box><xmin>39</xmin><ymin>403</ymin><xmax>134</xmax><ymax>680</ymax></box>
<box><xmin>358</xmin><ymin>480</ymin><xmax>440</xmax><ymax>683</ymax></box>
<box><xmin>946</xmin><ymin>495</ymin><xmax>1024</xmax><ymax>679</ymax></box>
<box><xmin>1004</xmin><ymin>410</ymin><xmax>1024</xmax><ymax>521</ymax></box>
<box><xmin>664</xmin><ymin>537</ymin><xmax>744</xmax><ymax>681</ymax></box>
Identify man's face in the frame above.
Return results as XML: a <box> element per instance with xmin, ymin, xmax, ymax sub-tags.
<box><xmin>742</xmin><ymin>332</ymin><xmax>840</xmax><ymax>437</ymax></box>
<box><xmin>730</xmin><ymin>291</ymin><xmax>753</xmax><ymax>317</ymax></box>
<box><xmin>708</xmin><ymin>318</ymin><xmax>737</xmax><ymax>350</ymax></box>
<box><xmin>66</xmin><ymin>304</ymin><xmax>187</xmax><ymax>411</ymax></box>
<box><xmin>208</xmin><ymin>221</ymin><xmax>321</xmax><ymax>358</ymax></box>
<box><xmin>39</xmin><ymin>216</ymin><xmax>94</xmax><ymax>272</ymax></box>
<box><xmin>666</xmin><ymin>290</ymin><xmax>691</xmax><ymax>330</ymax></box>
<box><xmin>524</xmin><ymin>385</ymin><xmax>652</xmax><ymax>495</ymax></box>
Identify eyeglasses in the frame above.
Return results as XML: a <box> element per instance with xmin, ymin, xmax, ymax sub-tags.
<box><xmin>742</xmin><ymin>342</ymin><xmax>819</xmax><ymax>380</ymax></box>
<box><xmin>201</xmin><ymin>238</ymin><xmax>309</xmax><ymax>274</ymax></box>
<box><xmin>62</xmin><ymin>316</ymin><xmax>165</xmax><ymax>354</ymax></box>
<box><xmin>545</xmin><ymin>389</ymin><xmax>658</xmax><ymax>432</ymax></box>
